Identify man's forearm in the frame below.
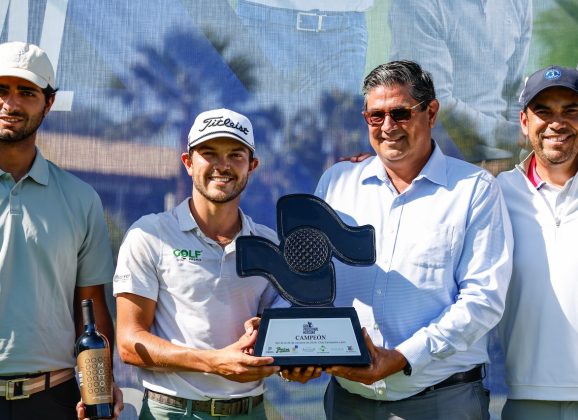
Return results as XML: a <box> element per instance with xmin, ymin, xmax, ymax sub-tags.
<box><xmin>117</xmin><ymin>329</ymin><xmax>213</xmax><ymax>373</ymax></box>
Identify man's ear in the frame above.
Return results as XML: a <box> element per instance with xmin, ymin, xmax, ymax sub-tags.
<box><xmin>181</xmin><ymin>152</ymin><xmax>193</xmax><ymax>176</ymax></box>
<box><xmin>427</xmin><ymin>99</ymin><xmax>440</xmax><ymax>128</ymax></box>
<box><xmin>520</xmin><ymin>110</ymin><xmax>529</xmax><ymax>137</ymax></box>
<box><xmin>248</xmin><ymin>157</ymin><xmax>259</xmax><ymax>173</ymax></box>
<box><xmin>43</xmin><ymin>94</ymin><xmax>55</xmax><ymax>116</ymax></box>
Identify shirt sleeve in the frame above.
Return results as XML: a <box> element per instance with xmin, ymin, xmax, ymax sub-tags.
<box><xmin>503</xmin><ymin>1</ymin><xmax>532</xmax><ymax>123</ymax></box>
<box><xmin>396</xmin><ymin>175</ymin><xmax>514</xmax><ymax>373</ymax></box>
<box><xmin>76</xmin><ymin>191</ymin><xmax>115</xmax><ymax>286</ymax></box>
<box><xmin>388</xmin><ymin>0</ymin><xmax>520</xmax><ymax>149</ymax></box>
<box><xmin>113</xmin><ymin>216</ymin><xmax>161</xmax><ymax>301</ymax></box>
<box><xmin>314</xmin><ymin>167</ymin><xmax>331</xmax><ymax>200</ymax></box>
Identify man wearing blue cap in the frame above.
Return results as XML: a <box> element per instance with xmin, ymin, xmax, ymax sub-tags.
<box><xmin>497</xmin><ymin>65</ymin><xmax>578</xmax><ymax>419</ymax></box>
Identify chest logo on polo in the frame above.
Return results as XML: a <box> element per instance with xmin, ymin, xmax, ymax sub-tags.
<box><xmin>173</xmin><ymin>248</ymin><xmax>203</xmax><ymax>262</ymax></box>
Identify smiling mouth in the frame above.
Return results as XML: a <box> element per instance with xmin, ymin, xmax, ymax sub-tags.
<box><xmin>380</xmin><ymin>136</ymin><xmax>405</xmax><ymax>145</ymax></box>
<box><xmin>209</xmin><ymin>176</ymin><xmax>233</xmax><ymax>183</ymax></box>
<box><xmin>0</xmin><ymin>116</ymin><xmax>23</xmax><ymax>124</ymax></box>
<box><xmin>542</xmin><ymin>134</ymin><xmax>572</xmax><ymax>144</ymax></box>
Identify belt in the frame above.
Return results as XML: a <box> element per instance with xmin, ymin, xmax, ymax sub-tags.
<box><xmin>144</xmin><ymin>389</ymin><xmax>264</xmax><ymax>416</ymax></box>
<box><xmin>413</xmin><ymin>365</ymin><xmax>484</xmax><ymax>397</ymax></box>
<box><xmin>238</xmin><ymin>0</ymin><xmax>364</xmax><ymax>32</ymax></box>
<box><xmin>0</xmin><ymin>368</ymin><xmax>76</xmax><ymax>400</ymax></box>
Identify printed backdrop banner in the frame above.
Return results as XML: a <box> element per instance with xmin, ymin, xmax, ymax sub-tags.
<box><xmin>2</xmin><ymin>0</ymin><xmax>575</xmax><ymax>418</ymax></box>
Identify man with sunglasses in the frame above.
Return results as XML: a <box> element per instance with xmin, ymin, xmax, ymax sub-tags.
<box><xmin>314</xmin><ymin>60</ymin><xmax>513</xmax><ymax>419</ymax></box>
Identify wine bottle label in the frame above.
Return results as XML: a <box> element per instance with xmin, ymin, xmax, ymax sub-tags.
<box><xmin>77</xmin><ymin>349</ymin><xmax>113</xmax><ymax>404</ymax></box>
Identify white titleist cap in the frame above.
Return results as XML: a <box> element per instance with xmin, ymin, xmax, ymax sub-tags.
<box><xmin>187</xmin><ymin>108</ymin><xmax>255</xmax><ymax>152</ymax></box>
<box><xmin>0</xmin><ymin>41</ymin><xmax>55</xmax><ymax>89</ymax></box>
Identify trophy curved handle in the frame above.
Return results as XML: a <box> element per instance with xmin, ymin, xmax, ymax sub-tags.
<box><xmin>277</xmin><ymin>194</ymin><xmax>375</xmax><ymax>266</ymax></box>
<box><xmin>236</xmin><ymin>236</ymin><xmax>335</xmax><ymax>307</ymax></box>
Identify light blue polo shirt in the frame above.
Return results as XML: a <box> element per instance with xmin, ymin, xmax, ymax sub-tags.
<box><xmin>0</xmin><ymin>149</ymin><xmax>114</xmax><ymax>375</ymax></box>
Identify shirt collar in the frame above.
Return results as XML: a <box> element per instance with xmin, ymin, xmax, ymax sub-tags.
<box><xmin>0</xmin><ymin>148</ymin><xmax>49</xmax><ymax>185</ymax></box>
<box><xmin>28</xmin><ymin>148</ymin><xmax>50</xmax><ymax>185</ymax></box>
<box><xmin>525</xmin><ymin>153</ymin><xmax>546</xmax><ymax>189</ymax></box>
<box><xmin>360</xmin><ymin>141</ymin><xmax>448</xmax><ymax>188</ymax></box>
<box><xmin>175</xmin><ymin>198</ymin><xmax>257</xmax><ymax>236</ymax></box>
<box><xmin>175</xmin><ymin>199</ymin><xmax>197</xmax><ymax>231</ymax></box>
<box><xmin>518</xmin><ymin>151</ymin><xmax>577</xmax><ymax>192</ymax></box>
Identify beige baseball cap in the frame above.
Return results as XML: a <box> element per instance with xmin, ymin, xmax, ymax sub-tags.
<box><xmin>0</xmin><ymin>41</ymin><xmax>55</xmax><ymax>89</ymax></box>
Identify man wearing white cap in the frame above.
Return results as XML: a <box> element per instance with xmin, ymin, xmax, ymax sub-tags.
<box><xmin>498</xmin><ymin>65</ymin><xmax>578</xmax><ymax>419</ymax></box>
<box><xmin>114</xmin><ymin>108</ymin><xmax>281</xmax><ymax>419</ymax></box>
<box><xmin>0</xmin><ymin>41</ymin><xmax>122</xmax><ymax>419</ymax></box>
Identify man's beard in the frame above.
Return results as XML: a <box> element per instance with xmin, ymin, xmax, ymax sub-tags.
<box><xmin>0</xmin><ymin>111</ymin><xmax>45</xmax><ymax>144</ymax></box>
<box><xmin>535</xmin><ymin>131</ymin><xmax>578</xmax><ymax>165</ymax></box>
<box><xmin>193</xmin><ymin>171</ymin><xmax>249</xmax><ymax>204</ymax></box>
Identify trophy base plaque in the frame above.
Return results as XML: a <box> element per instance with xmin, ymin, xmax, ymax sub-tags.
<box><xmin>255</xmin><ymin>307</ymin><xmax>370</xmax><ymax>367</ymax></box>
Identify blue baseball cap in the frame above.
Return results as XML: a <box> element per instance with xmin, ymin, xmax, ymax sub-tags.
<box><xmin>520</xmin><ymin>65</ymin><xmax>578</xmax><ymax>109</ymax></box>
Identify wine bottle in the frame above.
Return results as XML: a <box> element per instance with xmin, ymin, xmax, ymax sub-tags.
<box><xmin>75</xmin><ymin>299</ymin><xmax>114</xmax><ymax>419</ymax></box>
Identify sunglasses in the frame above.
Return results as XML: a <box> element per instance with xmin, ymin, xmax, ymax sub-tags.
<box><xmin>362</xmin><ymin>101</ymin><xmax>425</xmax><ymax>126</ymax></box>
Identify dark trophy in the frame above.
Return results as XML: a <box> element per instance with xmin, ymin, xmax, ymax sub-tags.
<box><xmin>236</xmin><ymin>194</ymin><xmax>375</xmax><ymax>366</ymax></box>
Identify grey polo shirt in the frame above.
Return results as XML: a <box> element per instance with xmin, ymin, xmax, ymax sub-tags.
<box><xmin>0</xmin><ymin>149</ymin><xmax>114</xmax><ymax>375</ymax></box>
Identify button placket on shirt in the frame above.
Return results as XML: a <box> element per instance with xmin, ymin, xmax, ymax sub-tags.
<box><xmin>219</xmin><ymin>242</ymin><xmax>235</xmax><ymax>279</ymax></box>
<box><xmin>555</xmin><ymin>181</ymin><xmax>575</xmax><ymax>229</ymax></box>
<box><xmin>9</xmin><ymin>179</ymin><xmax>22</xmax><ymax>216</ymax></box>
<box><xmin>372</xmin><ymin>194</ymin><xmax>404</xmax><ymax>399</ymax></box>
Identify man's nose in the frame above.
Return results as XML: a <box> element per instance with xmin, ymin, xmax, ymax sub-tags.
<box><xmin>547</xmin><ymin>113</ymin><xmax>570</xmax><ymax>130</ymax></box>
<box><xmin>380</xmin><ymin>114</ymin><xmax>398</xmax><ymax>131</ymax></box>
<box><xmin>0</xmin><ymin>92</ymin><xmax>20</xmax><ymax>112</ymax></box>
<box><xmin>213</xmin><ymin>156</ymin><xmax>231</xmax><ymax>170</ymax></box>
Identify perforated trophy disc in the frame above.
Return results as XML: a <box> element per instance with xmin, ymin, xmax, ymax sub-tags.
<box><xmin>236</xmin><ymin>194</ymin><xmax>375</xmax><ymax>366</ymax></box>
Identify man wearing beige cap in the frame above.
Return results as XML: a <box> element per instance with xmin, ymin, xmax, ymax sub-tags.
<box><xmin>114</xmin><ymin>108</ymin><xmax>281</xmax><ymax>419</ymax></box>
<box><xmin>0</xmin><ymin>41</ymin><xmax>122</xmax><ymax>419</ymax></box>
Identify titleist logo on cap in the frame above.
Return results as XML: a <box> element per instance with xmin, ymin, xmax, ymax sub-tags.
<box><xmin>187</xmin><ymin>108</ymin><xmax>256</xmax><ymax>152</ymax></box>
<box><xmin>198</xmin><ymin>116</ymin><xmax>250</xmax><ymax>135</ymax></box>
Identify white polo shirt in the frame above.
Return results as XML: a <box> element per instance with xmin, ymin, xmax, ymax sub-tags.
<box><xmin>498</xmin><ymin>154</ymin><xmax>578</xmax><ymax>401</ymax></box>
<box><xmin>113</xmin><ymin>198</ymin><xmax>279</xmax><ymax>400</ymax></box>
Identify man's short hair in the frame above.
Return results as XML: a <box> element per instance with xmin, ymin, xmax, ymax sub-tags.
<box><xmin>362</xmin><ymin>60</ymin><xmax>436</xmax><ymax>110</ymax></box>
<box><xmin>42</xmin><ymin>85</ymin><xmax>58</xmax><ymax>104</ymax></box>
